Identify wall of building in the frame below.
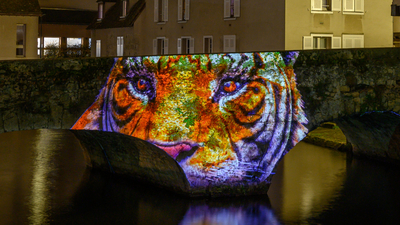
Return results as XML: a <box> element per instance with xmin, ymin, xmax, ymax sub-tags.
<box><xmin>135</xmin><ymin>0</ymin><xmax>285</xmax><ymax>55</ymax></box>
<box><xmin>91</xmin><ymin>27</ymin><xmax>141</xmax><ymax>57</ymax></box>
<box><xmin>92</xmin><ymin>0</ymin><xmax>285</xmax><ymax>56</ymax></box>
<box><xmin>286</xmin><ymin>0</ymin><xmax>393</xmax><ymax>50</ymax></box>
<box><xmin>0</xmin><ymin>16</ymin><xmax>39</xmax><ymax>60</ymax></box>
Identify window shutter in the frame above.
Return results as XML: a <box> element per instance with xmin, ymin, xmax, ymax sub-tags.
<box><xmin>163</xmin><ymin>0</ymin><xmax>168</xmax><ymax>22</ymax></box>
<box><xmin>117</xmin><ymin>37</ymin><xmax>120</xmax><ymax>56</ymax></box>
<box><xmin>303</xmin><ymin>36</ymin><xmax>313</xmax><ymax>49</ymax></box>
<box><xmin>177</xmin><ymin>38</ymin><xmax>182</xmax><ymax>54</ymax></box>
<box><xmin>178</xmin><ymin>0</ymin><xmax>182</xmax><ymax>21</ymax></box>
<box><xmin>343</xmin><ymin>36</ymin><xmax>352</xmax><ymax>48</ymax></box>
<box><xmin>355</xmin><ymin>0</ymin><xmax>364</xmax><ymax>12</ymax></box>
<box><xmin>224</xmin><ymin>0</ymin><xmax>230</xmax><ymax>18</ymax></box>
<box><xmin>354</xmin><ymin>36</ymin><xmax>364</xmax><ymax>48</ymax></box>
<box><xmin>344</xmin><ymin>0</ymin><xmax>354</xmax><ymax>11</ymax></box>
<box><xmin>312</xmin><ymin>0</ymin><xmax>322</xmax><ymax>11</ymax></box>
<box><xmin>164</xmin><ymin>38</ymin><xmax>168</xmax><ymax>54</ymax></box>
<box><xmin>153</xmin><ymin>39</ymin><xmax>157</xmax><ymax>55</ymax></box>
<box><xmin>154</xmin><ymin>0</ymin><xmax>158</xmax><ymax>22</ymax></box>
<box><xmin>230</xmin><ymin>37</ymin><xmax>236</xmax><ymax>52</ymax></box>
<box><xmin>185</xmin><ymin>0</ymin><xmax>190</xmax><ymax>20</ymax></box>
<box><xmin>121</xmin><ymin>37</ymin><xmax>124</xmax><ymax>56</ymax></box>
<box><xmin>234</xmin><ymin>0</ymin><xmax>240</xmax><ymax>17</ymax></box>
<box><xmin>189</xmin><ymin>38</ymin><xmax>194</xmax><ymax>53</ymax></box>
<box><xmin>332</xmin><ymin>0</ymin><xmax>341</xmax><ymax>11</ymax></box>
<box><xmin>332</xmin><ymin>37</ymin><xmax>341</xmax><ymax>49</ymax></box>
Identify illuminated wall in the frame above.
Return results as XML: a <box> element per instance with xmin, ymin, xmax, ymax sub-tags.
<box><xmin>72</xmin><ymin>52</ymin><xmax>308</xmax><ymax>187</ymax></box>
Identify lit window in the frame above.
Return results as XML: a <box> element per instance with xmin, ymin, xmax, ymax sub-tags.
<box><xmin>203</xmin><ymin>36</ymin><xmax>213</xmax><ymax>53</ymax></box>
<box><xmin>37</xmin><ymin>37</ymin><xmax>41</xmax><ymax>56</ymax></box>
<box><xmin>16</xmin><ymin>24</ymin><xmax>26</xmax><ymax>57</ymax></box>
<box><xmin>67</xmin><ymin>38</ymin><xmax>82</xmax><ymax>48</ymax></box>
<box><xmin>98</xmin><ymin>3</ymin><xmax>104</xmax><ymax>20</ymax></box>
<box><xmin>43</xmin><ymin>37</ymin><xmax>60</xmax><ymax>55</ymax></box>
<box><xmin>153</xmin><ymin>37</ymin><xmax>168</xmax><ymax>55</ymax></box>
<box><xmin>154</xmin><ymin>0</ymin><xmax>168</xmax><ymax>23</ymax></box>
<box><xmin>178</xmin><ymin>0</ymin><xmax>190</xmax><ymax>21</ymax></box>
<box><xmin>177</xmin><ymin>37</ymin><xmax>194</xmax><ymax>54</ymax></box>
<box><xmin>343</xmin><ymin>0</ymin><xmax>364</xmax><ymax>13</ymax></box>
<box><xmin>223</xmin><ymin>35</ymin><xmax>236</xmax><ymax>52</ymax></box>
<box><xmin>117</xmin><ymin>36</ymin><xmax>124</xmax><ymax>56</ymax></box>
<box><xmin>224</xmin><ymin>0</ymin><xmax>240</xmax><ymax>19</ymax></box>
<box><xmin>96</xmin><ymin>40</ymin><xmax>101</xmax><ymax>57</ymax></box>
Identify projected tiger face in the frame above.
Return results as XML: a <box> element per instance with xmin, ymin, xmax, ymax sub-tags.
<box><xmin>72</xmin><ymin>53</ymin><xmax>307</xmax><ymax>185</ymax></box>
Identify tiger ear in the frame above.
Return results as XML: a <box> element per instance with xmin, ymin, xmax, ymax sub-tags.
<box><xmin>281</xmin><ymin>51</ymin><xmax>299</xmax><ymax>67</ymax></box>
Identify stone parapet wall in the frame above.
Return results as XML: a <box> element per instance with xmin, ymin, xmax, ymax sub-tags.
<box><xmin>1</xmin><ymin>48</ymin><xmax>400</xmax><ymax>133</ymax></box>
<box><xmin>294</xmin><ymin>48</ymin><xmax>400</xmax><ymax>130</ymax></box>
<box><xmin>0</xmin><ymin>57</ymin><xmax>114</xmax><ymax>133</ymax></box>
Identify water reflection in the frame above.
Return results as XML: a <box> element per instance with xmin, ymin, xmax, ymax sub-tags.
<box><xmin>1</xmin><ymin>130</ymin><xmax>400</xmax><ymax>224</ymax></box>
<box><xmin>268</xmin><ymin>142</ymin><xmax>347</xmax><ymax>223</ymax></box>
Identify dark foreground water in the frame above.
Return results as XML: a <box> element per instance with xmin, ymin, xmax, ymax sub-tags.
<box><xmin>0</xmin><ymin>130</ymin><xmax>399</xmax><ymax>225</ymax></box>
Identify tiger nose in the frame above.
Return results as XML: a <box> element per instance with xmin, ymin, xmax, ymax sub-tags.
<box><xmin>151</xmin><ymin>98</ymin><xmax>198</xmax><ymax>141</ymax></box>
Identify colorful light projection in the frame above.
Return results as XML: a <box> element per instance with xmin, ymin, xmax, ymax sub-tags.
<box><xmin>72</xmin><ymin>52</ymin><xmax>308</xmax><ymax>186</ymax></box>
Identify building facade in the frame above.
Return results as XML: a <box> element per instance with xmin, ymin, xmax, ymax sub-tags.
<box><xmin>286</xmin><ymin>0</ymin><xmax>393</xmax><ymax>50</ymax></box>
<box><xmin>0</xmin><ymin>0</ymin><xmax>41</xmax><ymax>60</ymax></box>
<box><xmin>89</xmin><ymin>0</ymin><xmax>393</xmax><ymax>57</ymax></box>
<box><xmin>89</xmin><ymin>0</ymin><xmax>285</xmax><ymax>56</ymax></box>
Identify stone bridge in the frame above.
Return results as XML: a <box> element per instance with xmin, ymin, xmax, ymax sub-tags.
<box><xmin>1</xmin><ymin>48</ymin><xmax>400</xmax><ymax>196</ymax></box>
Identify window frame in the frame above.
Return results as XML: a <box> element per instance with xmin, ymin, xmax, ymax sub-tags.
<box><xmin>153</xmin><ymin>37</ymin><xmax>169</xmax><ymax>55</ymax></box>
<box><xmin>98</xmin><ymin>2</ymin><xmax>104</xmax><ymax>21</ymax></box>
<box><xmin>224</xmin><ymin>0</ymin><xmax>240</xmax><ymax>19</ymax></box>
<box><xmin>121</xmin><ymin>0</ymin><xmax>128</xmax><ymax>18</ymax></box>
<box><xmin>96</xmin><ymin>40</ymin><xmax>101</xmax><ymax>57</ymax></box>
<box><xmin>343</xmin><ymin>0</ymin><xmax>364</xmax><ymax>14</ymax></box>
<box><xmin>154</xmin><ymin>0</ymin><xmax>168</xmax><ymax>23</ymax></box>
<box><xmin>203</xmin><ymin>36</ymin><xmax>213</xmax><ymax>54</ymax></box>
<box><xmin>178</xmin><ymin>0</ymin><xmax>190</xmax><ymax>22</ymax></box>
<box><xmin>303</xmin><ymin>34</ymin><xmax>341</xmax><ymax>49</ymax></box>
<box><xmin>16</xmin><ymin>24</ymin><xmax>26</xmax><ymax>57</ymax></box>
<box><xmin>117</xmin><ymin>36</ymin><xmax>124</xmax><ymax>56</ymax></box>
<box><xmin>342</xmin><ymin>34</ymin><xmax>364</xmax><ymax>48</ymax></box>
<box><xmin>311</xmin><ymin>0</ymin><xmax>341</xmax><ymax>13</ymax></box>
<box><xmin>177</xmin><ymin>36</ymin><xmax>194</xmax><ymax>54</ymax></box>
<box><xmin>223</xmin><ymin>35</ymin><xmax>236</xmax><ymax>53</ymax></box>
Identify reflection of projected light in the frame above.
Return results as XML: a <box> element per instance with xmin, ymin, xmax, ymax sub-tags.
<box><xmin>179</xmin><ymin>204</ymin><xmax>280</xmax><ymax>225</ymax></box>
<box><xmin>72</xmin><ymin>52</ymin><xmax>308</xmax><ymax>191</ymax></box>
<box><xmin>28</xmin><ymin>130</ymin><xmax>56</xmax><ymax>224</ymax></box>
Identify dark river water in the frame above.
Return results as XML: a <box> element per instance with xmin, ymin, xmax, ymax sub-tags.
<box><xmin>0</xmin><ymin>129</ymin><xmax>400</xmax><ymax>225</ymax></box>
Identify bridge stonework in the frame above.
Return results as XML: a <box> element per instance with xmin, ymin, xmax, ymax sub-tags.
<box><xmin>295</xmin><ymin>48</ymin><xmax>400</xmax><ymax>130</ymax></box>
<box><xmin>1</xmin><ymin>49</ymin><xmax>400</xmax><ymax>195</ymax></box>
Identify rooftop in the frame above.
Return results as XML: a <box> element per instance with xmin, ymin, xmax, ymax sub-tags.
<box><xmin>0</xmin><ymin>0</ymin><xmax>41</xmax><ymax>16</ymax></box>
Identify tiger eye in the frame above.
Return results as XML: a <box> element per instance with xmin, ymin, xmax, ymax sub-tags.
<box><xmin>137</xmin><ymin>79</ymin><xmax>147</xmax><ymax>91</ymax></box>
<box><xmin>223</xmin><ymin>81</ymin><xmax>237</xmax><ymax>93</ymax></box>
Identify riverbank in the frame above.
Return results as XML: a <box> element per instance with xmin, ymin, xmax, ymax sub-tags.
<box><xmin>303</xmin><ymin>122</ymin><xmax>352</xmax><ymax>152</ymax></box>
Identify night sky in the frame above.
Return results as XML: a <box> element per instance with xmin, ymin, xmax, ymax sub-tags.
<box><xmin>38</xmin><ymin>0</ymin><xmax>97</xmax><ymax>10</ymax></box>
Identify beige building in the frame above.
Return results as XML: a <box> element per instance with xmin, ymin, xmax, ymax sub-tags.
<box><xmin>89</xmin><ymin>0</ymin><xmax>393</xmax><ymax>57</ymax></box>
<box><xmin>286</xmin><ymin>0</ymin><xmax>393</xmax><ymax>50</ymax></box>
<box><xmin>0</xmin><ymin>0</ymin><xmax>41</xmax><ymax>60</ymax></box>
<box><xmin>89</xmin><ymin>0</ymin><xmax>285</xmax><ymax>56</ymax></box>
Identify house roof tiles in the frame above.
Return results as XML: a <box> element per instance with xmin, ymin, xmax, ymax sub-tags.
<box><xmin>41</xmin><ymin>9</ymin><xmax>97</xmax><ymax>25</ymax></box>
<box><xmin>0</xmin><ymin>0</ymin><xmax>41</xmax><ymax>16</ymax></box>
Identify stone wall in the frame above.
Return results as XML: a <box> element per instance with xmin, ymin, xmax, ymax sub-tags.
<box><xmin>294</xmin><ymin>48</ymin><xmax>400</xmax><ymax>130</ymax></box>
<box><xmin>0</xmin><ymin>57</ymin><xmax>114</xmax><ymax>133</ymax></box>
<box><xmin>1</xmin><ymin>48</ymin><xmax>400</xmax><ymax>134</ymax></box>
